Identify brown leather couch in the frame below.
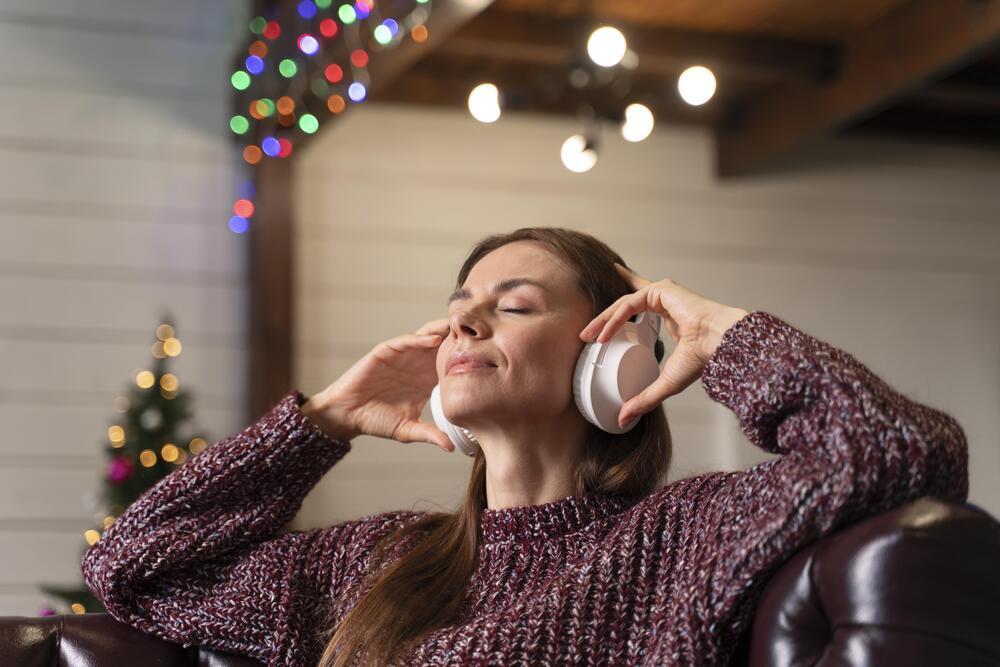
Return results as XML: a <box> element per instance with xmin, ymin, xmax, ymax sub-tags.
<box><xmin>2</xmin><ymin>496</ymin><xmax>998</xmax><ymax>666</ymax></box>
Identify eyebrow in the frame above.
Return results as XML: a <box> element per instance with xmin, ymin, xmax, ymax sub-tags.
<box><xmin>447</xmin><ymin>277</ymin><xmax>549</xmax><ymax>305</ymax></box>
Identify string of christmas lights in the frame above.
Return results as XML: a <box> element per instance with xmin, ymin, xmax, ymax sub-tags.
<box><xmin>228</xmin><ymin>0</ymin><xmax>434</xmax><ymax>234</ymax></box>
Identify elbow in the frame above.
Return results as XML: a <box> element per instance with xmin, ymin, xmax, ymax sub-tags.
<box><xmin>938</xmin><ymin>413</ymin><xmax>970</xmax><ymax>503</ymax></box>
<box><xmin>912</xmin><ymin>409</ymin><xmax>969</xmax><ymax>505</ymax></box>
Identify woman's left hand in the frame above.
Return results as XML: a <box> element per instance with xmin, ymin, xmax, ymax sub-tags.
<box><xmin>578</xmin><ymin>263</ymin><xmax>750</xmax><ymax>427</ymax></box>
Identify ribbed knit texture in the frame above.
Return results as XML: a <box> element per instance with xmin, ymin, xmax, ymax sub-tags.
<box><xmin>81</xmin><ymin>311</ymin><xmax>969</xmax><ymax>666</ymax></box>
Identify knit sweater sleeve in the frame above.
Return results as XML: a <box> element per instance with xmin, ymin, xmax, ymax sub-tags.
<box><xmin>81</xmin><ymin>388</ymin><xmax>421</xmax><ymax>666</ymax></box>
<box><xmin>682</xmin><ymin>310</ymin><xmax>969</xmax><ymax>647</ymax></box>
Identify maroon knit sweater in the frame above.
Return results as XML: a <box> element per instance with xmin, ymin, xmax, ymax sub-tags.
<box><xmin>81</xmin><ymin>311</ymin><xmax>969</xmax><ymax>666</ymax></box>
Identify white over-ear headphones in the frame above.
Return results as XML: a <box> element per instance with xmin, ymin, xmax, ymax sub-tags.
<box><xmin>429</xmin><ymin>311</ymin><xmax>663</xmax><ymax>456</ymax></box>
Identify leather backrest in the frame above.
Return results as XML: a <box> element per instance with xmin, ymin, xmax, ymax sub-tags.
<box><xmin>0</xmin><ymin>612</ymin><xmax>264</xmax><ymax>666</ymax></box>
<box><xmin>740</xmin><ymin>497</ymin><xmax>1000</xmax><ymax>666</ymax></box>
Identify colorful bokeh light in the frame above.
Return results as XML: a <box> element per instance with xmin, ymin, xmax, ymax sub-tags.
<box><xmin>297</xmin><ymin>0</ymin><xmax>317</xmax><ymax>19</ymax></box>
<box><xmin>325</xmin><ymin>64</ymin><xmax>343</xmax><ymax>83</ymax></box>
<box><xmin>319</xmin><ymin>18</ymin><xmax>338</xmax><ymax>38</ymax></box>
<box><xmin>298</xmin><ymin>114</ymin><xmax>319</xmax><ymax>134</ymax></box>
<box><xmin>230</xmin><ymin>115</ymin><xmax>250</xmax><ymax>134</ymax></box>
<box><xmin>298</xmin><ymin>34</ymin><xmax>320</xmax><ymax>55</ymax></box>
<box><xmin>261</xmin><ymin>136</ymin><xmax>281</xmax><ymax>157</ymax></box>
<box><xmin>231</xmin><ymin>71</ymin><xmax>251</xmax><ymax>90</ymax></box>
<box><xmin>245</xmin><ymin>55</ymin><xmax>264</xmax><ymax>75</ymax></box>
<box><xmin>263</xmin><ymin>21</ymin><xmax>281</xmax><ymax>40</ymax></box>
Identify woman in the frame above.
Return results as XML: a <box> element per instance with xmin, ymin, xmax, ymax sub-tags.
<box><xmin>82</xmin><ymin>227</ymin><xmax>969</xmax><ymax>666</ymax></box>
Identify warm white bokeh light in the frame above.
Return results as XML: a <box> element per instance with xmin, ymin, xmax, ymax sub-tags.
<box><xmin>677</xmin><ymin>65</ymin><xmax>717</xmax><ymax>106</ymax></box>
<box><xmin>586</xmin><ymin>26</ymin><xmax>626</xmax><ymax>67</ymax></box>
<box><xmin>468</xmin><ymin>82</ymin><xmax>501</xmax><ymax>123</ymax></box>
<box><xmin>560</xmin><ymin>134</ymin><xmax>597</xmax><ymax>173</ymax></box>
<box><xmin>621</xmin><ymin>103</ymin><xmax>654</xmax><ymax>142</ymax></box>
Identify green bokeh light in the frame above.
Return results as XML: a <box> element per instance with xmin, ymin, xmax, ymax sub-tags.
<box><xmin>231</xmin><ymin>71</ymin><xmax>251</xmax><ymax>90</ymax></box>
<box><xmin>315</xmin><ymin>0</ymin><xmax>332</xmax><ymax>7</ymax></box>
<box><xmin>279</xmin><ymin>59</ymin><xmax>298</xmax><ymax>78</ymax></box>
<box><xmin>249</xmin><ymin>16</ymin><xmax>267</xmax><ymax>34</ymax></box>
<box><xmin>230</xmin><ymin>115</ymin><xmax>250</xmax><ymax>134</ymax></box>
<box><xmin>310</xmin><ymin>78</ymin><xmax>330</xmax><ymax>96</ymax></box>
<box><xmin>338</xmin><ymin>4</ymin><xmax>357</xmax><ymax>23</ymax></box>
<box><xmin>373</xmin><ymin>25</ymin><xmax>391</xmax><ymax>45</ymax></box>
<box><xmin>299</xmin><ymin>114</ymin><xmax>319</xmax><ymax>134</ymax></box>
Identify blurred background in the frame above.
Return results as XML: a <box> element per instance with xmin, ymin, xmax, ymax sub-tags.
<box><xmin>1</xmin><ymin>0</ymin><xmax>997</xmax><ymax>616</ymax></box>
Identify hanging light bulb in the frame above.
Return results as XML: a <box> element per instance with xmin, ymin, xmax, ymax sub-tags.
<box><xmin>586</xmin><ymin>26</ymin><xmax>626</xmax><ymax>67</ymax></box>
<box><xmin>677</xmin><ymin>65</ymin><xmax>717</xmax><ymax>106</ymax></box>
<box><xmin>560</xmin><ymin>134</ymin><xmax>597</xmax><ymax>173</ymax></box>
<box><xmin>621</xmin><ymin>103</ymin><xmax>654</xmax><ymax>142</ymax></box>
<box><xmin>468</xmin><ymin>83</ymin><xmax>501</xmax><ymax>123</ymax></box>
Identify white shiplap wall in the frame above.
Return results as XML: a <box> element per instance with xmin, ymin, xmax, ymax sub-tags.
<box><xmin>293</xmin><ymin>103</ymin><xmax>999</xmax><ymax>530</ymax></box>
<box><xmin>0</xmin><ymin>1</ymin><xmax>248</xmax><ymax>614</ymax></box>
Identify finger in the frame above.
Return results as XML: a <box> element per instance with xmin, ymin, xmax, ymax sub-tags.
<box><xmin>579</xmin><ymin>292</ymin><xmax>632</xmax><ymax>341</ymax></box>
<box><xmin>619</xmin><ymin>347</ymin><xmax>701</xmax><ymax>424</ymax></box>
<box><xmin>396</xmin><ymin>420</ymin><xmax>454</xmax><ymax>453</ymax></box>
<box><xmin>416</xmin><ymin>318</ymin><xmax>450</xmax><ymax>336</ymax></box>
<box><xmin>383</xmin><ymin>333</ymin><xmax>443</xmax><ymax>353</ymax></box>
<box><xmin>617</xmin><ymin>375</ymin><xmax>676</xmax><ymax>426</ymax></box>
<box><xmin>614</xmin><ymin>262</ymin><xmax>651</xmax><ymax>288</ymax></box>
<box><xmin>595</xmin><ymin>292</ymin><xmax>647</xmax><ymax>343</ymax></box>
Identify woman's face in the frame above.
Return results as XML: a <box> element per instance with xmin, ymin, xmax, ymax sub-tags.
<box><xmin>436</xmin><ymin>240</ymin><xmax>595</xmax><ymax>429</ymax></box>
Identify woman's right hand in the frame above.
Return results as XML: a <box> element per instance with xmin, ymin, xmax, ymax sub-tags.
<box><xmin>302</xmin><ymin>318</ymin><xmax>455</xmax><ymax>453</ymax></box>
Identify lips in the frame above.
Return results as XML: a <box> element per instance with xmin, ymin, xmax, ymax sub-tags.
<box><xmin>446</xmin><ymin>351</ymin><xmax>497</xmax><ymax>374</ymax></box>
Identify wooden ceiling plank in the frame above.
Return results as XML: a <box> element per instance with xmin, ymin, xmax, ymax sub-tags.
<box><xmin>716</xmin><ymin>0</ymin><xmax>1000</xmax><ymax>177</ymax></box>
<box><xmin>444</xmin><ymin>10</ymin><xmax>840</xmax><ymax>85</ymax></box>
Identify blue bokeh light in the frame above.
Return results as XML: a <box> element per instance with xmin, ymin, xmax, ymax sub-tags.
<box><xmin>348</xmin><ymin>81</ymin><xmax>366</xmax><ymax>102</ymax></box>
<box><xmin>245</xmin><ymin>55</ymin><xmax>265</xmax><ymax>75</ymax></box>
<box><xmin>297</xmin><ymin>0</ymin><xmax>317</xmax><ymax>19</ymax></box>
<box><xmin>229</xmin><ymin>215</ymin><xmax>249</xmax><ymax>234</ymax></box>
<box><xmin>237</xmin><ymin>179</ymin><xmax>256</xmax><ymax>199</ymax></box>
<box><xmin>261</xmin><ymin>136</ymin><xmax>281</xmax><ymax>157</ymax></box>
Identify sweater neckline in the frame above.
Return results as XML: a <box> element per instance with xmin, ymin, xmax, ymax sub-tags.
<box><xmin>478</xmin><ymin>490</ymin><xmax>636</xmax><ymax>545</ymax></box>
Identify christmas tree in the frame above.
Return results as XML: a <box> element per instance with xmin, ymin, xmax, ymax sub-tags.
<box><xmin>38</xmin><ymin>312</ymin><xmax>212</xmax><ymax>616</ymax></box>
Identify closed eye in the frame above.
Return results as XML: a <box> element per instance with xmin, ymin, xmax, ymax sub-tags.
<box><xmin>501</xmin><ymin>309</ymin><xmax>529</xmax><ymax>314</ymax></box>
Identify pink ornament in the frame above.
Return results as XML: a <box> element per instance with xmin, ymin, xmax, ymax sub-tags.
<box><xmin>38</xmin><ymin>605</ymin><xmax>57</xmax><ymax>616</ymax></box>
<box><xmin>106</xmin><ymin>456</ymin><xmax>134</xmax><ymax>484</ymax></box>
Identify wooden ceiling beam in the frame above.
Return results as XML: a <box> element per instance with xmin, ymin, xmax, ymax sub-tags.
<box><xmin>716</xmin><ymin>0</ymin><xmax>1000</xmax><ymax>178</ymax></box>
<box><xmin>441</xmin><ymin>10</ymin><xmax>841</xmax><ymax>86</ymax></box>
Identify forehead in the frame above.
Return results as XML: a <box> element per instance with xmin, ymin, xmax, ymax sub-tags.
<box><xmin>468</xmin><ymin>241</ymin><xmax>562</xmax><ymax>280</ymax></box>
<box><xmin>448</xmin><ymin>242</ymin><xmax>572</xmax><ymax>303</ymax></box>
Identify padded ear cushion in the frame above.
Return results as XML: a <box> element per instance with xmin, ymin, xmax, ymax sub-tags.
<box><xmin>573</xmin><ymin>342</ymin><xmax>600</xmax><ymax>429</ymax></box>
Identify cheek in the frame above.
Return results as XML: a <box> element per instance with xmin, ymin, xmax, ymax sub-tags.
<box><xmin>510</xmin><ymin>335</ymin><xmax>577</xmax><ymax>378</ymax></box>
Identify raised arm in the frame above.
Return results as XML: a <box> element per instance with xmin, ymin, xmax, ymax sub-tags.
<box><xmin>81</xmin><ymin>389</ymin><xmax>422</xmax><ymax>665</ymax></box>
<box><xmin>672</xmin><ymin>311</ymin><xmax>969</xmax><ymax>661</ymax></box>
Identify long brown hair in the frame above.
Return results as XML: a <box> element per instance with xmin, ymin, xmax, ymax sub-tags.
<box><xmin>315</xmin><ymin>227</ymin><xmax>672</xmax><ymax>666</ymax></box>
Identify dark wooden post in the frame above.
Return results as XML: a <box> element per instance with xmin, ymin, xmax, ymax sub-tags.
<box><xmin>248</xmin><ymin>153</ymin><xmax>294</xmax><ymax>420</ymax></box>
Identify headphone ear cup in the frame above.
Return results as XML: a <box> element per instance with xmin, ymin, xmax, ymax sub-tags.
<box><xmin>575</xmin><ymin>335</ymin><xmax>659</xmax><ymax>434</ymax></box>
<box><xmin>429</xmin><ymin>384</ymin><xmax>480</xmax><ymax>457</ymax></box>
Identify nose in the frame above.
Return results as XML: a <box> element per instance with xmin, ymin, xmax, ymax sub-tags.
<box><xmin>449</xmin><ymin>309</ymin><xmax>487</xmax><ymax>340</ymax></box>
